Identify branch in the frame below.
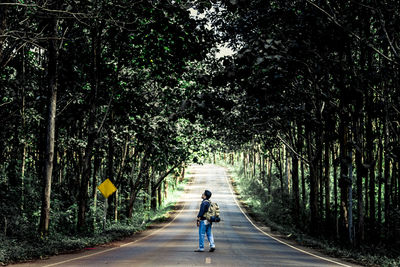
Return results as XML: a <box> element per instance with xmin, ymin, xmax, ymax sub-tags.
<box><xmin>2</xmin><ymin>42</ymin><xmax>26</xmax><ymax>67</ymax></box>
<box><xmin>305</xmin><ymin>0</ymin><xmax>398</xmax><ymax>64</ymax></box>
<box><xmin>0</xmin><ymin>2</ymin><xmax>149</xmax><ymax>30</ymax></box>
<box><xmin>96</xmin><ymin>91</ymin><xmax>114</xmax><ymax>136</ymax></box>
<box><xmin>277</xmin><ymin>134</ymin><xmax>310</xmax><ymax>165</ymax></box>
<box><xmin>56</xmin><ymin>95</ymin><xmax>76</xmax><ymax>117</ymax></box>
<box><xmin>153</xmin><ymin>163</ymin><xmax>181</xmax><ymax>189</ymax></box>
<box><xmin>377</xmin><ymin>9</ymin><xmax>400</xmax><ymax>59</ymax></box>
<box><xmin>1</xmin><ymin>26</ymin><xmax>47</xmax><ymax>67</ymax></box>
<box><xmin>58</xmin><ymin>26</ymin><xmax>68</xmax><ymax>50</ymax></box>
<box><xmin>0</xmin><ymin>2</ymin><xmax>88</xmax><ymax>17</ymax></box>
<box><xmin>0</xmin><ymin>100</ymin><xmax>13</xmax><ymax>107</ymax></box>
<box><xmin>369</xmin><ymin>85</ymin><xmax>400</xmax><ymax>116</ymax></box>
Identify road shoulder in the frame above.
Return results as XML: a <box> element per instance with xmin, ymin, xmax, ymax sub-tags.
<box><xmin>224</xmin><ymin>168</ymin><xmax>364</xmax><ymax>267</ymax></box>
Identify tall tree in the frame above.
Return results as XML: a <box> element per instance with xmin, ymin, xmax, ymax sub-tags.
<box><xmin>39</xmin><ymin>0</ymin><xmax>59</xmax><ymax>236</ymax></box>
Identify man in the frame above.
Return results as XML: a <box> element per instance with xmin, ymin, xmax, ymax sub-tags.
<box><xmin>195</xmin><ymin>190</ymin><xmax>216</xmax><ymax>252</ymax></box>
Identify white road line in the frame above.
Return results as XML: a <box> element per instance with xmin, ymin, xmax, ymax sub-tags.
<box><xmin>222</xmin><ymin>167</ymin><xmax>353</xmax><ymax>267</ymax></box>
<box><xmin>43</xmin><ymin>201</ymin><xmax>187</xmax><ymax>267</ymax></box>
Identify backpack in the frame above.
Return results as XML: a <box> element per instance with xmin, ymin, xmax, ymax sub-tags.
<box><xmin>204</xmin><ymin>200</ymin><xmax>221</xmax><ymax>222</ymax></box>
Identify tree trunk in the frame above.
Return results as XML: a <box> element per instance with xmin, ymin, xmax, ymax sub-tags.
<box><xmin>378</xmin><ymin>131</ymin><xmax>383</xmax><ymax>233</ymax></box>
<box><xmin>20</xmin><ymin>47</ymin><xmax>28</xmax><ymax>211</ymax></box>
<box><xmin>301</xmin><ymin>158</ymin><xmax>306</xmax><ymax>211</ymax></box>
<box><xmin>278</xmin><ymin>148</ymin><xmax>284</xmax><ymax>200</ymax></box>
<box><xmin>146</xmin><ymin>169</ymin><xmax>154</xmax><ymax>211</ymax></box>
<box><xmin>77</xmin><ymin>24</ymin><xmax>101</xmax><ymax>232</ymax></box>
<box><xmin>92</xmin><ymin>151</ymin><xmax>102</xmax><ymax>199</ymax></box>
<box><xmin>107</xmin><ymin>112</ymin><xmax>118</xmax><ymax>222</ymax></box>
<box><xmin>180</xmin><ymin>164</ymin><xmax>186</xmax><ymax>183</ymax></box>
<box><xmin>339</xmin><ymin>121</ymin><xmax>350</xmax><ymax>243</ymax></box>
<box><xmin>286</xmin><ymin>146</ymin><xmax>291</xmax><ymax>193</ymax></box>
<box><xmin>391</xmin><ymin>163</ymin><xmax>398</xmax><ymax>242</ymax></box>
<box><xmin>91</xmin><ymin>149</ymin><xmax>101</xmax><ymax>229</ymax></box>
<box><xmin>392</xmin><ymin>163</ymin><xmax>398</xmax><ymax>210</ymax></box>
<box><xmin>355</xmin><ymin>118</ymin><xmax>365</xmax><ymax>243</ymax></box>
<box><xmin>348</xmin><ymin>148</ymin><xmax>354</xmax><ymax>245</ymax></box>
<box><xmin>333</xmin><ymin>145</ymin><xmax>339</xmax><ymax>239</ymax></box>
<box><xmin>158</xmin><ymin>183</ymin><xmax>162</xmax><ymax>208</ymax></box>
<box><xmin>164</xmin><ymin>180</ymin><xmax>168</xmax><ymax>200</ymax></box>
<box><xmin>253</xmin><ymin>147</ymin><xmax>256</xmax><ymax>178</ymax></box>
<box><xmin>292</xmin><ymin>152</ymin><xmax>300</xmax><ymax>226</ymax></box>
<box><xmin>306</xmin><ymin>123</ymin><xmax>319</xmax><ymax>235</ymax></box>
<box><xmin>260</xmin><ymin>153</ymin><xmax>264</xmax><ymax>184</ymax></box>
<box><xmin>241</xmin><ymin>151</ymin><xmax>245</xmax><ymax>178</ymax></box>
<box><xmin>151</xmin><ymin>179</ymin><xmax>157</xmax><ymax>211</ymax></box>
<box><xmin>319</xmin><ymin>150</ymin><xmax>323</xmax><ymax>223</ymax></box>
<box><xmin>39</xmin><ymin>9</ymin><xmax>58</xmax><ymax>236</ymax></box>
<box><xmin>21</xmin><ymin>142</ymin><xmax>27</xmax><ymax>211</ymax></box>
<box><xmin>367</xmin><ymin>112</ymin><xmax>376</xmax><ymax>236</ymax></box>
<box><xmin>127</xmin><ymin>151</ymin><xmax>149</xmax><ymax>218</ymax></box>
<box><xmin>153</xmin><ymin>164</ymin><xmax>181</xmax><ymax>194</ymax></box>
<box><xmin>383</xmin><ymin>108</ymin><xmax>390</xmax><ymax>240</ymax></box>
<box><xmin>114</xmin><ymin>190</ymin><xmax>119</xmax><ymax>222</ymax></box>
<box><xmin>324</xmin><ymin>142</ymin><xmax>331</xmax><ymax>235</ymax></box>
<box><xmin>267</xmin><ymin>156</ymin><xmax>272</xmax><ymax>196</ymax></box>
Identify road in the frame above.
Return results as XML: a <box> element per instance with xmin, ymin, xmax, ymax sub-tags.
<box><xmin>15</xmin><ymin>164</ymin><xmax>360</xmax><ymax>267</ymax></box>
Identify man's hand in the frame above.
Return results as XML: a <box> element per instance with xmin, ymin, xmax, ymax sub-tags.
<box><xmin>196</xmin><ymin>218</ymin><xmax>200</xmax><ymax>227</ymax></box>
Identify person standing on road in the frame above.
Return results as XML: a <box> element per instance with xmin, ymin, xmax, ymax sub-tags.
<box><xmin>195</xmin><ymin>190</ymin><xmax>216</xmax><ymax>252</ymax></box>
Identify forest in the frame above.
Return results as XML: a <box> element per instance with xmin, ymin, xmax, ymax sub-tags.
<box><xmin>1</xmin><ymin>0</ymin><xmax>400</xmax><ymax>265</ymax></box>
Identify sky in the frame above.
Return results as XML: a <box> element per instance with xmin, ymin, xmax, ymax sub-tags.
<box><xmin>188</xmin><ymin>7</ymin><xmax>235</xmax><ymax>59</ymax></box>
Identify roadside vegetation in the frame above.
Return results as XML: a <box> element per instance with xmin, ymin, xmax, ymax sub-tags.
<box><xmin>218</xmin><ymin>158</ymin><xmax>400</xmax><ymax>267</ymax></box>
<box><xmin>0</xmin><ymin>172</ymin><xmax>190</xmax><ymax>264</ymax></box>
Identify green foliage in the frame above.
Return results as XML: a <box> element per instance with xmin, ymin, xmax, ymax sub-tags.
<box><xmin>201</xmin><ymin>0</ymin><xmax>400</xmax><ymax>255</ymax></box>
<box><xmin>220</xmin><ymin>159</ymin><xmax>294</xmax><ymax>229</ymax></box>
<box><xmin>1</xmin><ymin>0</ymin><xmax>400</xmax><ymax>264</ymax></box>
<box><xmin>0</xmin><ymin>173</ymin><xmax>188</xmax><ymax>265</ymax></box>
<box><xmin>0</xmin><ymin>0</ymin><xmax>217</xmax><ymax>238</ymax></box>
<box><xmin>222</xmin><ymin>159</ymin><xmax>400</xmax><ymax>267</ymax></box>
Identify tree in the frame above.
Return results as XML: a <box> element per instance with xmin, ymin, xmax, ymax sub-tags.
<box><xmin>38</xmin><ymin>0</ymin><xmax>60</xmax><ymax>236</ymax></box>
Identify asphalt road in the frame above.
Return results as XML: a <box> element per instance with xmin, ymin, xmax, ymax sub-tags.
<box><xmin>14</xmin><ymin>164</ymin><xmax>360</xmax><ymax>267</ymax></box>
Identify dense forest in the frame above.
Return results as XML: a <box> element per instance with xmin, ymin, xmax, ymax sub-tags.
<box><xmin>0</xmin><ymin>0</ymin><xmax>216</xmax><ymax>240</ymax></box>
<box><xmin>211</xmin><ymin>0</ymin><xmax>400</xmax><ymax>251</ymax></box>
<box><xmin>1</xmin><ymin>0</ymin><xmax>400</xmax><ymax>264</ymax></box>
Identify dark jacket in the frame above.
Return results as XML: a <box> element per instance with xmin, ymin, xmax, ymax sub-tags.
<box><xmin>197</xmin><ymin>199</ymin><xmax>210</xmax><ymax>220</ymax></box>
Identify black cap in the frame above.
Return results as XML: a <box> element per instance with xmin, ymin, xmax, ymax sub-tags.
<box><xmin>204</xmin><ymin>190</ymin><xmax>212</xmax><ymax>199</ymax></box>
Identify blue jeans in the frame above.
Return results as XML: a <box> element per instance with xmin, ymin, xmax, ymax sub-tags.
<box><xmin>199</xmin><ymin>220</ymin><xmax>215</xmax><ymax>250</ymax></box>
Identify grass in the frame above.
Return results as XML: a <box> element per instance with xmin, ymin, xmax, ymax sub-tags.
<box><xmin>220</xmin><ymin>161</ymin><xmax>400</xmax><ymax>267</ymax></box>
<box><xmin>0</xmin><ymin>174</ymin><xmax>190</xmax><ymax>265</ymax></box>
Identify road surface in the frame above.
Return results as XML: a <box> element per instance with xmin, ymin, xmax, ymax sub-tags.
<box><xmin>14</xmin><ymin>164</ymin><xmax>360</xmax><ymax>267</ymax></box>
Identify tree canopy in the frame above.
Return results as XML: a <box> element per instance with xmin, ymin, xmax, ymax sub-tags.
<box><xmin>1</xmin><ymin>0</ymin><xmax>400</xmax><ymax>263</ymax></box>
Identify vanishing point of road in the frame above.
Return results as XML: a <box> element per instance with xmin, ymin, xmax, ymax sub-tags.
<box><xmin>14</xmin><ymin>165</ymin><xmax>361</xmax><ymax>267</ymax></box>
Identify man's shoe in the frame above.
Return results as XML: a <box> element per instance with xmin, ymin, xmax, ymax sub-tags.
<box><xmin>209</xmin><ymin>247</ymin><xmax>215</xmax><ymax>252</ymax></box>
<box><xmin>194</xmin><ymin>249</ymin><xmax>204</xmax><ymax>252</ymax></box>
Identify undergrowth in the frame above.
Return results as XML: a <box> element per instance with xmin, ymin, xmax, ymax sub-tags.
<box><xmin>0</xmin><ymin>174</ymin><xmax>190</xmax><ymax>265</ymax></box>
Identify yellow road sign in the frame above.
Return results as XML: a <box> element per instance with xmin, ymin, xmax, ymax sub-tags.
<box><xmin>98</xmin><ymin>179</ymin><xmax>117</xmax><ymax>198</ymax></box>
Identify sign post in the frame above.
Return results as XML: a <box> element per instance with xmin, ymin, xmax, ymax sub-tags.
<box><xmin>97</xmin><ymin>179</ymin><xmax>117</xmax><ymax>230</ymax></box>
<box><xmin>103</xmin><ymin>200</ymin><xmax>108</xmax><ymax>231</ymax></box>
